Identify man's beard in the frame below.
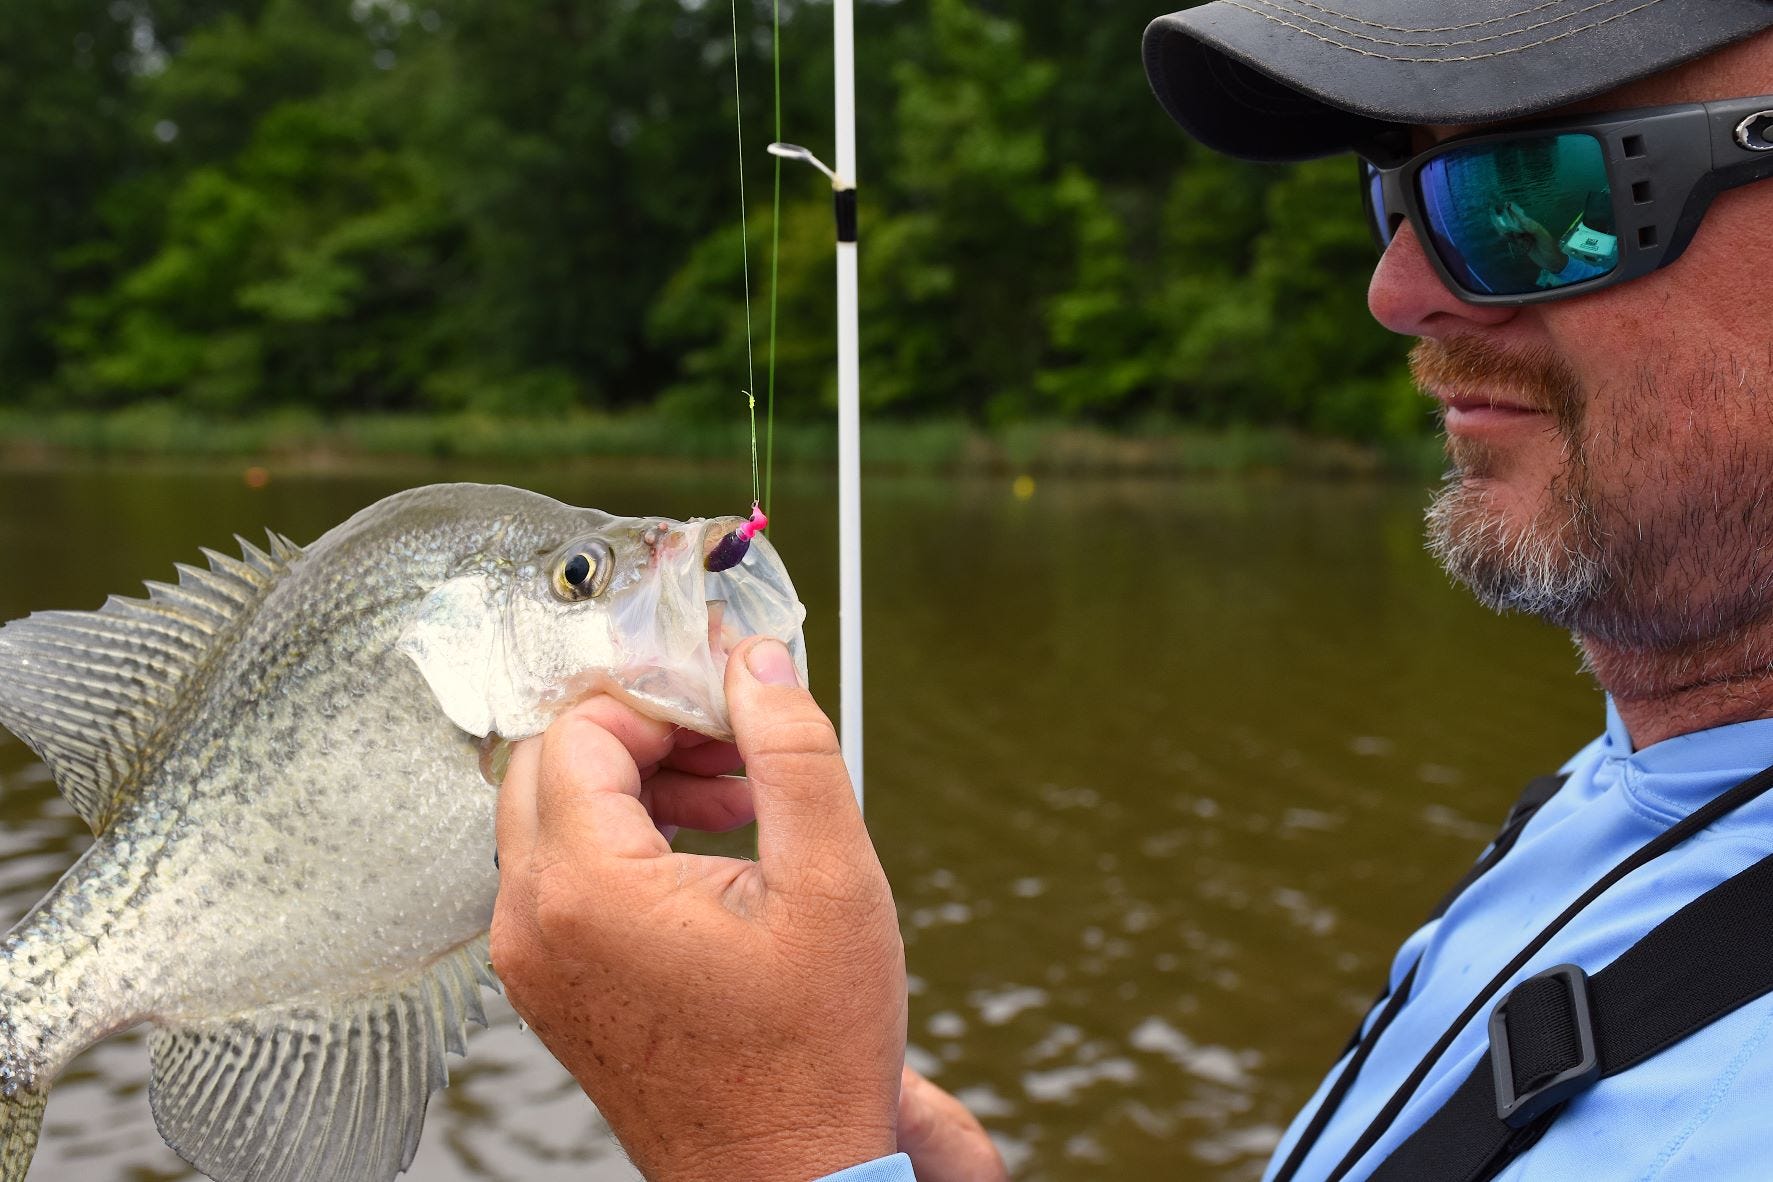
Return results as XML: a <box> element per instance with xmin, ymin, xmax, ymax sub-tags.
<box><xmin>1418</xmin><ymin>337</ymin><xmax>1773</xmax><ymax>654</ymax></box>
<box><xmin>1420</xmin><ymin>339</ymin><xmax>1602</xmax><ymax>624</ymax></box>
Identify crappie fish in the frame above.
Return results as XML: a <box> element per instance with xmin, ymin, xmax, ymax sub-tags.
<box><xmin>0</xmin><ymin>483</ymin><xmax>807</xmax><ymax>1182</ymax></box>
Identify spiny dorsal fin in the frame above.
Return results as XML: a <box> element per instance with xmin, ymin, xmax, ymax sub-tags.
<box><xmin>0</xmin><ymin>531</ymin><xmax>302</xmax><ymax>832</ymax></box>
<box><xmin>147</xmin><ymin>938</ymin><xmax>498</xmax><ymax>1182</ymax></box>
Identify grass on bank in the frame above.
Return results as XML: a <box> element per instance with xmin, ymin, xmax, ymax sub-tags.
<box><xmin>0</xmin><ymin>406</ymin><xmax>1445</xmax><ymax>477</ymax></box>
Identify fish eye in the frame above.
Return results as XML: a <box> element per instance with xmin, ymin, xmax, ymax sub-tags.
<box><xmin>551</xmin><ymin>540</ymin><xmax>614</xmax><ymax>602</ymax></box>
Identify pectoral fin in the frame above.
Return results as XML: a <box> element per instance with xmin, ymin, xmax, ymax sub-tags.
<box><xmin>396</xmin><ymin>574</ymin><xmax>504</xmax><ymax>738</ymax></box>
<box><xmin>399</xmin><ymin>574</ymin><xmax>553</xmax><ymax>741</ymax></box>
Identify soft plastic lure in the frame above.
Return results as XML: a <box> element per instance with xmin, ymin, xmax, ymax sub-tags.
<box><xmin>704</xmin><ymin>503</ymin><xmax>770</xmax><ymax>573</ymax></box>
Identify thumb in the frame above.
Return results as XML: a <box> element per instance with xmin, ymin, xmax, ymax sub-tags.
<box><xmin>725</xmin><ymin>636</ymin><xmax>865</xmax><ymax>879</ymax></box>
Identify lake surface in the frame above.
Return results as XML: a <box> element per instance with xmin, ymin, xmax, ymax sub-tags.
<box><xmin>0</xmin><ymin>459</ymin><xmax>1600</xmax><ymax>1181</ymax></box>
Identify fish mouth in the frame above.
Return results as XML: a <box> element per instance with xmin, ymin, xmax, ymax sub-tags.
<box><xmin>697</xmin><ymin>518</ymin><xmax>805</xmax><ymax>661</ymax></box>
<box><xmin>600</xmin><ymin>517</ymin><xmax>808</xmax><ymax>739</ymax></box>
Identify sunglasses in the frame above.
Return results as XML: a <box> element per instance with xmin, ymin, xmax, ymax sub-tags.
<box><xmin>1360</xmin><ymin>94</ymin><xmax>1773</xmax><ymax>304</ymax></box>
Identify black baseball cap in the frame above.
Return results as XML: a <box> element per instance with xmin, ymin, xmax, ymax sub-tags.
<box><xmin>1144</xmin><ymin>0</ymin><xmax>1773</xmax><ymax>162</ymax></box>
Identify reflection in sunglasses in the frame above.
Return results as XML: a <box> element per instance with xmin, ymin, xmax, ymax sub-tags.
<box><xmin>1419</xmin><ymin>134</ymin><xmax>1617</xmax><ymax>295</ymax></box>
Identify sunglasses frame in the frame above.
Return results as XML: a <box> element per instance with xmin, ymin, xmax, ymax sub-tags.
<box><xmin>1359</xmin><ymin>94</ymin><xmax>1773</xmax><ymax>305</ymax></box>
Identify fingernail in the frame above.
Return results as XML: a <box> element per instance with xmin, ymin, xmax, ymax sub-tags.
<box><xmin>745</xmin><ymin>638</ymin><xmax>800</xmax><ymax>686</ymax></box>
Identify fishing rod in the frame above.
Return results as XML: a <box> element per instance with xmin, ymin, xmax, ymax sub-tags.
<box><xmin>770</xmin><ymin>0</ymin><xmax>862</xmax><ymax>807</ymax></box>
<box><xmin>726</xmin><ymin>0</ymin><xmax>864</xmax><ymax>807</ymax></box>
<box><xmin>836</xmin><ymin>0</ymin><xmax>862</xmax><ymax>808</ymax></box>
<box><xmin>767</xmin><ymin>133</ymin><xmax>860</xmax><ymax>807</ymax></box>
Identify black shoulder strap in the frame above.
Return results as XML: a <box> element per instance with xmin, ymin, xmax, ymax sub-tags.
<box><xmin>1369</xmin><ymin>848</ymin><xmax>1773</xmax><ymax>1182</ymax></box>
<box><xmin>1426</xmin><ymin>774</ymin><xmax>1569</xmax><ymax>923</ymax></box>
<box><xmin>1270</xmin><ymin>774</ymin><xmax>1570</xmax><ymax>1182</ymax></box>
<box><xmin>1325</xmin><ymin>758</ymin><xmax>1773</xmax><ymax>1182</ymax></box>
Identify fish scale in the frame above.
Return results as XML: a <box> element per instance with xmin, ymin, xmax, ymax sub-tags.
<box><xmin>0</xmin><ymin>483</ymin><xmax>807</xmax><ymax>1181</ymax></box>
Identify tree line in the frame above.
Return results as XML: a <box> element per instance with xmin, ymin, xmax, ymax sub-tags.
<box><xmin>0</xmin><ymin>0</ymin><xmax>1424</xmax><ymax>442</ymax></box>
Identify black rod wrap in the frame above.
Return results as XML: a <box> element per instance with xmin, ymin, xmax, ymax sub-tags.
<box><xmin>835</xmin><ymin>189</ymin><xmax>858</xmax><ymax>243</ymax></box>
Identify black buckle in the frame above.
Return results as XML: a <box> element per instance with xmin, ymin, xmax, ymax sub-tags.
<box><xmin>1489</xmin><ymin>963</ymin><xmax>1601</xmax><ymax>1129</ymax></box>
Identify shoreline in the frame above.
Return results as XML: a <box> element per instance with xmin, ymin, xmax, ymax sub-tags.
<box><xmin>0</xmin><ymin>410</ymin><xmax>1443</xmax><ymax>479</ymax></box>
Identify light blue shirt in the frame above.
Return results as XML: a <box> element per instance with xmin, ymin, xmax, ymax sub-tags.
<box><xmin>1269</xmin><ymin>701</ymin><xmax>1773</xmax><ymax>1180</ymax></box>
<box><xmin>828</xmin><ymin>703</ymin><xmax>1773</xmax><ymax>1182</ymax></box>
<box><xmin>817</xmin><ymin>1152</ymin><xmax>915</xmax><ymax>1182</ymax></box>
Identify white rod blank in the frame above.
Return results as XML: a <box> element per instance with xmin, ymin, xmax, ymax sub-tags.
<box><xmin>833</xmin><ymin>0</ymin><xmax>863</xmax><ymax>807</ymax></box>
<box><xmin>836</xmin><ymin>241</ymin><xmax>862</xmax><ymax>807</ymax></box>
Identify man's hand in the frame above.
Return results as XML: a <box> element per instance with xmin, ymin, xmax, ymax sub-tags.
<box><xmin>897</xmin><ymin>1066</ymin><xmax>1010</xmax><ymax>1182</ymax></box>
<box><xmin>491</xmin><ymin>637</ymin><xmax>906</xmax><ymax>1182</ymax></box>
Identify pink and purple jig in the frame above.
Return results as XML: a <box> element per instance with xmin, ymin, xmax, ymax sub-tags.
<box><xmin>704</xmin><ymin>504</ymin><xmax>770</xmax><ymax>573</ymax></box>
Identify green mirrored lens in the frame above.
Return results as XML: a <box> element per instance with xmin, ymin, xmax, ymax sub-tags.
<box><xmin>1418</xmin><ymin>133</ymin><xmax>1617</xmax><ymax>296</ymax></box>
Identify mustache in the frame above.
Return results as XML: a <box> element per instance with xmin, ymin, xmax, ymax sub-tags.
<box><xmin>1409</xmin><ymin>338</ymin><xmax>1584</xmax><ymax>428</ymax></box>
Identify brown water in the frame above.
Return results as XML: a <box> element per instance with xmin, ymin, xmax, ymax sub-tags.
<box><xmin>0</xmin><ymin>460</ymin><xmax>1599</xmax><ymax>1181</ymax></box>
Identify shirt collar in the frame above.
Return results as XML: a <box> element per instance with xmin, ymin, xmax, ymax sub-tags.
<box><xmin>1600</xmin><ymin>695</ymin><xmax>1773</xmax><ymax>812</ymax></box>
<box><xmin>1603</xmin><ymin>697</ymin><xmax>1634</xmax><ymax>755</ymax></box>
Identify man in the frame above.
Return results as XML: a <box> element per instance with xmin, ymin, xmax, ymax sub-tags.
<box><xmin>492</xmin><ymin>2</ymin><xmax>1773</xmax><ymax>1178</ymax></box>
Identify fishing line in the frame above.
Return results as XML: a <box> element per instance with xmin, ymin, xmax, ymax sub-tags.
<box><xmin>705</xmin><ymin>0</ymin><xmax>780</xmax><ymax>574</ymax></box>
<box><xmin>729</xmin><ymin>0</ymin><xmax>761</xmax><ymax>510</ymax></box>
<box><xmin>765</xmin><ymin>0</ymin><xmax>781</xmax><ymax>518</ymax></box>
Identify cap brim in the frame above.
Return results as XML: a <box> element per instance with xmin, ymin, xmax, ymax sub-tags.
<box><xmin>1145</xmin><ymin>0</ymin><xmax>1773</xmax><ymax>162</ymax></box>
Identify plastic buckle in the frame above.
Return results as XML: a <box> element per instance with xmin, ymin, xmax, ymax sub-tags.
<box><xmin>1489</xmin><ymin>963</ymin><xmax>1601</xmax><ymax>1129</ymax></box>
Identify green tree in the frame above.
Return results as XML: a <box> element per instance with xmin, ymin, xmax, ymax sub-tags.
<box><xmin>0</xmin><ymin>0</ymin><xmax>283</xmax><ymax>398</ymax></box>
<box><xmin>1143</xmin><ymin>156</ymin><xmax>1412</xmax><ymax>436</ymax></box>
<box><xmin>863</xmin><ymin>0</ymin><xmax>1075</xmax><ymax>419</ymax></box>
<box><xmin>647</xmin><ymin>196</ymin><xmax>838</xmax><ymax>422</ymax></box>
<box><xmin>55</xmin><ymin>0</ymin><xmax>466</xmax><ymax>411</ymax></box>
<box><xmin>6</xmin><ymin>0</ymin><xmax>1422</xmax><ymax>444</ymax></box>
<box><xmin>432</xmin><ymin>0</ymin><xmax>838</xmax><ymax>408</ymax></box>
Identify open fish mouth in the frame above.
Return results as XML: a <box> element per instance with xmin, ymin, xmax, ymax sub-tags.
<box><xmin>595</xmin><ymin>516</ymin><xmax>807</xmax><ymax>738</ymax></box>
<box><xmin>699</xmin><ymin>519</ymin><xmax>805</xmax><ymax>662</ymax></box>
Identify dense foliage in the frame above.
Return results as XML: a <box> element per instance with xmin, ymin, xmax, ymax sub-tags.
<box><xmin>0</xmin><ymin>0</ymin><xmax>1421</xmax><ymax>440</ymax></box>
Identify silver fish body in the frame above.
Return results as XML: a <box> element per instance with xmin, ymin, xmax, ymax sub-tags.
<box><xmin>0</xmin><ymin>483</ymin><xmax>807</xmax><ymax>1182</ymax></box>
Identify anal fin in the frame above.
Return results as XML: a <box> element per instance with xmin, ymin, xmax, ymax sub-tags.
<box><xmin>147</xmin><ymin>938</ymin><xmax>496</xmax><ymax>1182</ymax></box>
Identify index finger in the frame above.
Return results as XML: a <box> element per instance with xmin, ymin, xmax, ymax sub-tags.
<box><xmin>533</xmin><ymin>711</ymin><xmax>672</xmax><ymax>861</ymax></box>
<box><xmin>501</xmin><ymin>695</ymin><xmax>681</xmax><ymax>867</ymax></box>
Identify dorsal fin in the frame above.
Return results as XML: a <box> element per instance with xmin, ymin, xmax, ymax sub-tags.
<box><xmin>0</xmin><ymin>532</ymin><xmax>302</xmax><ymax>832</ymax></box>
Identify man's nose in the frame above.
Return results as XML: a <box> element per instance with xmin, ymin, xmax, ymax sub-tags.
<box><xmin>1367</xmin><ymin>219</ymin><xmax>1517</xmax><ymax>338</ymax></box>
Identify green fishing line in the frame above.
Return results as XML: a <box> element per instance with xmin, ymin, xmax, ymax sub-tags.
<box><xmin>765</xmin><ymin>0</ymin><xmax>782</xmax><ymax>518</ymax></box>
